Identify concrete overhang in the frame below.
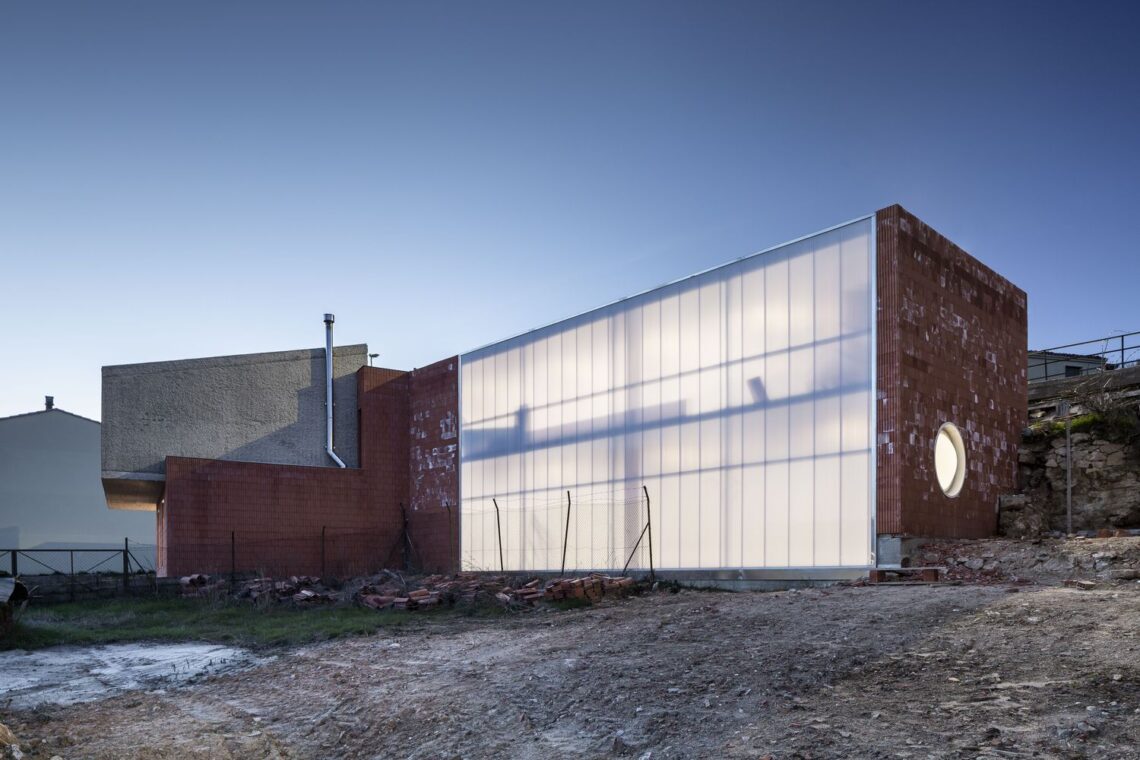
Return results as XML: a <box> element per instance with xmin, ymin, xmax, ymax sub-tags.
<box><xmin>101</xmin><ymin>471</ymin><xmax>164</xmax><ymax>511</ymax></box>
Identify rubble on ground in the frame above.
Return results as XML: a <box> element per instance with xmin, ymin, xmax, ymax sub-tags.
<box><xmin>544</xmin><ymin>574</ymin><xmax>635</xmax><ymax>601</ymax></box>
<box><xmin>353</xmin><ymin>571</ymin><xmax>639</xmax><ymax>611</ymax></box>
<box><xmin>178</xmin><ymin>573</ymin><xmax>227</xmax><ymax>598</ymax></box>
<box><xmin>175</xmin><ymin>568</ymin><xmax>644</xmax><ymax>611</ymax></box>
<box><xmin>240</xmin><ymin>576</ymin><xmax>337</xmax><ymax>604</ymax></box>
<box><xmin>915</xmin><ymin>535</ymin><xmax>1140</xmax><ymax>585</ymax></box>
<box><xmin>13</xmin><ymin>580</ymin><xmax>1140</xmax><ymax>759</ymax></box>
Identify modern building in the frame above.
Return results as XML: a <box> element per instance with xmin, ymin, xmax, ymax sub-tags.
<box><xmin>1</xmin><ymin>398</ymin><xmax>154</xmax><ymax>573</ymax></box>
<box><xmin>102</xmin><ymin>339</ymin><xmax>460</xmax><ymax>578</ymax></box>
<box><xmin>1027</xmin><ymin>350</ymin><xmax>1107</xmax><ymax>383</ymax></box>
<box><xmin>102</xmin><ymin>204</ymin><xmax>1027</xmax><ymax>581</ymax></box>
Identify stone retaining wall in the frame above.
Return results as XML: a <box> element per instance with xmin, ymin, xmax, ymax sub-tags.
<box><xmin>1002</xmin><ymin>375</ymin><xmax>1140</xmax><ymax>536</ymax></box>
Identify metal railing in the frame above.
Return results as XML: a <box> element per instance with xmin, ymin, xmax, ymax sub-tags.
<box><xmin>1</xmin><ymin>539</ymin><xmax>155</xmax><ymax>600</ymax></box>
<box><xmin>1029</xmin><ymin>330</ymin><xmax>1140</xmax><ymax>383</ymax></box>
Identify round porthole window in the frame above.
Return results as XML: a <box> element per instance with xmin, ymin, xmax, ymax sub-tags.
<box><xmin>934</xmin><ymin>422</ymin><xmax>966</xmax><ymax>497</ymax></box>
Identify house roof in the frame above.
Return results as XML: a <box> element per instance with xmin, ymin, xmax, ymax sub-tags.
<box><xmin>0</xmin><ymin>407</ymin><xmax>100</xmax><ymax>426</ymax></box>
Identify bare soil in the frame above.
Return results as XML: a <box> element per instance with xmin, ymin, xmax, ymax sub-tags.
<box><xmin>5</xmin><ymin>541</ymin><xmax>1140</xmax><ymax>759</ymax></box>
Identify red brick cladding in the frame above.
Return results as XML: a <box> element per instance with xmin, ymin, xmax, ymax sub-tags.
<box><xmin>158</xmin><ymin>363</ymin><xmax>459</xmax><ymax>577</ymax></box>
<box><xmin>406</xmin><ymin>357</ymin><xmax>460</xmax><ymax>574</ymax></box>
<box><xmin>356</xmin><ymin>367</ymin><xmax>411</xmax><ymax>573</ymax></box>
<box><xmin>161</xmin><ymin>456</ymin><xmax>398</xmax><ymax>577</ymax></box>
<box><xmin>875</xmin><ymin>204</ymin><xmax>1027</xmax><ymax>539</ymax></box>
<box><xmin>158</xmin><ymin>366</ymin><xmax>410</xmax><ymax>578</ymax></box>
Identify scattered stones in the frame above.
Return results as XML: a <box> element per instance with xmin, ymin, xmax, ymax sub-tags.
<box><xmin>354</xmin><ymin>571</ymin><xmax>639</xmax><ymax>612</ymax></box>
<box><xmin>179</xmin><ymin>573</ymin><xmax>226</xmax><ymax>598</ymax></box>
<box><xmin>241</xmin><ymin>576</ymin><xmax>336</xmax><ymax>604</ymax></box>
<box><xmin>4</xmin><ymin>572</ymin><xmax>1139</xmax><ymax>759</ymax></box>
<box><xmin>917</xmin><ymin>536</ymin><xmax>1140</xmax><ymax>585</ymax></box>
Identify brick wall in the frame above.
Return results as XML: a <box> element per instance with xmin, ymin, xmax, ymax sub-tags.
<box><xmin>876</xmin><ymin>204</ymin><xmax>1027</xmax><ymax>539</ymax></box>
<box><xmin>161</xmin><ymin>456</ymin><xmax>400</xmax><ymax>577</ymax></box>
<box><xmin>407</xmin><ymin>357</ymin><xmax>460</xmax><ymax>573</ymax></box>
<box><xmin>158</xmin><ymin>362</ymin><xmax>460</xmax><ymax>577</ymax></box>
<box><xmin>357</xmin><ymin>366</ymin><xmax>411</xmax><ymax>569</ymax></box>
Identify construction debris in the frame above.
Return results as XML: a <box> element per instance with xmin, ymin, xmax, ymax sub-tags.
<box><xmin>867</xmin><ymin>567</ymin><xmax>943</xmax><ymax>584</ymax></box>
<box><xmin>240</xmin><ymin>576</ymin><xmax>336</xmax><ymax>604</ymax></box>
<box><xmin>1063</xmin><ymin>578</ymin><xmax>1097</xmax><ymax>590</ymax></box>
<box><xmin>179</xmin><ymin>573</ymin><xmax>226</xmax><ymax>598</ymax></box>
<box><xmin>173</xmin><ymin>568</ymin><xmax>644</xmax><ymax>611</ymax></box>
<box><xmin>913</xmin><ymin>536</ymin><xmax>1140</xmax><ymax>586</ymax></box>
<box><xmin>354</xmin><ymin>572</ymin><xmax>639</xmax><ymax>612</ymax></box>
<box><xmin>543</xmin><ymin>574</ymin><xmax>636</xmax><ymax>601</ymax></box>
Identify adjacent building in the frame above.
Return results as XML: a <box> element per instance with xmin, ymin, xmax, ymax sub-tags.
<box><xmin>1027</xmin><ymin>350</ymin><xmax>1107</xmax><ymax>383</ymax></box>
<box><xmin>1</xmin><ymin>398</ymin><xmax>154</xmax><ymax>572</ymax></box>
<box><xmin>101</xmin><ymin>204</ymin><xmax>1027</xmax><ymax>580</ymax></box>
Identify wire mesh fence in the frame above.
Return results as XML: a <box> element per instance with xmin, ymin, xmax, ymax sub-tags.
<box><xmin>460</xmin><ymin>485</ymin><xmax>655</xmax><ymax>576</ymax></box>
<box><xmin>163</xmin><ymin>527</ymin><xmax>403</xmax><ymax>580</ymax></box>
<box><xmin>0</xmin><ymin>543</ymin><xmax>158</xmax><ymax>601</ymax></box>
<box><xmin>1</xmin><ymin>541</ymin><xmax>155</xmax><ymax>577</ymax></box>
<box><xmin>3</xmin><ymin>489</ymin><xmax>655</xmax><ymax>586</ymax></box>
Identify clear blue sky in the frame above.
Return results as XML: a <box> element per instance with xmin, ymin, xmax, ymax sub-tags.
<box><xmin>2</xmin><ymin>1</ymin><xmax>1138</xmax><ymax>420</ymax></box>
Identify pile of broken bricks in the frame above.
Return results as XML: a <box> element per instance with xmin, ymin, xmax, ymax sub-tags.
<box><xmin>355</xmin><ymin>572</ymin><xmax>639</xmax><ymax>612</ymax></box>
<box><xmin>543</xmin><ymin>574</ymin><xmax>636</xmax><ymax>601</ymax></box>
<box><xmin>179</xmin><ymin>569</ymin><xmax>642</xmax><ymax>610</ymax></box>
<box><xmin>179</xmin><ymin>573</ymin><xmax>227</xmax><ymax>598</ymax></box>
<box><xmin>180</xmin><ymin>573</ymin><xmax>339</xmax><ymax>603</ymax></box>
<box><xmin>241</xmin><ymin>575</ymin><xmax>338</xmax><ymax>604</ymax></box>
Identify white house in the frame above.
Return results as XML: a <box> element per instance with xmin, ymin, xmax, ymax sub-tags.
<box><xmin>0</xmin><ymin>398</ymin><xmax>154</xmax><ymax>574</ymax></box>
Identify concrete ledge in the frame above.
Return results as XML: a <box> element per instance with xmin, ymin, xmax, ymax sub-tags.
<box><xmin>102</xmin><ymin>472</ymin><xmax>164</xmax><ymax>511</ymax></box>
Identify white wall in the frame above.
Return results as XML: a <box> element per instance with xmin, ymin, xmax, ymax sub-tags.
<box><xmin>459</xmin><ymin>218</ymin><xmax>875</xmax><ymax>573</ymax></box>
<box><xmin>0</xmin><ymin>410</ymin><xmax>155</xmax><ymax>571</ymax></box>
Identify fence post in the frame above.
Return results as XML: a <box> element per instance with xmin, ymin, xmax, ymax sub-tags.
<box><xmin>444</xmin><ymin>503</ymin><xmax>455</xmax><ymax>573</ymax></box>
<box><xmin>69</xmin><ymin>550</ymin><xmax>75</xmax><ymax>602</ymax></box>
<box><xmin>123</xmin><ymin>538</ymin><xmax>130</xmax><ymax>593</ymax></box>
<box><xmin>643</xmin><ymin>485</ymin><xmax>655</xmax><ymax>581</ymax></box>
<box><xmin>10</xmin><ymin>550</ymin><xmax>15</xmax><ymax>578</ymax></box>
<box><xmin>400</xmin><ymin>503</ymin><xmax>412</xmax><ymax>571</ymax></box>
<box><xmin>561</xmin><ymin>490</ymin><xmax>571</xmax><ymax>577</ymax></box>
<box><xmin>230</xmin><ymin>530</ymin><xmax>236</xmax><ymax>589</ymax></box>
<box><xmin>1066</xmin><ymin>415</ymin><xmax>1073</xmax><ymax>535</ymax></box>
<box><xmin>321</xmin><ymin>525</ymin><xmax>327</xmax><ymax>578</ymax></box>
<box><xmin>492</xmin><ymin>498</ymin><xmax>504</xmax><ymax>572</ymax></box>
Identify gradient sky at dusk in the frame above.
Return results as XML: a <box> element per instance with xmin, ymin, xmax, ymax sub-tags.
<box><xmin>2</xmin><ymin>1</ymin><xmax>1138</xmax><ymax>420</ymax></box>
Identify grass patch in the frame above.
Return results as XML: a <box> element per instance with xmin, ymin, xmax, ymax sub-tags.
<box><xmin>1027</xmin><ymin>412</ymin><xmax>1102</xmax><ymax>439</ymax></box>
<box><xmin>1</xmin><ymin>597</ymin><xmax>421</xmax><ymax>652</ymax></box>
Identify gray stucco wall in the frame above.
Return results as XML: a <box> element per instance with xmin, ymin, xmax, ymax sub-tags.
<box><xmin>102</xmin><ymin>344</ymin><xmax>367</xmax><ymax>482</ymax></box>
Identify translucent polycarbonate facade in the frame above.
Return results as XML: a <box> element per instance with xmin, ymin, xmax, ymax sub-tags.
<box><xmin>459</xmin><ymin>217</ymin><xmax>875</xmax><ymax>574</ymax></box>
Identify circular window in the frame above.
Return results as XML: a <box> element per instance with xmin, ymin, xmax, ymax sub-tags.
<box><xmin>934</xmin><ymin>422</ymin><xmax>966</xmax><ymax>497</ymax></box>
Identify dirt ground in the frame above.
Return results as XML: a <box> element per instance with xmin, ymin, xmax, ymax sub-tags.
<box><xmin>5</xmin><ymin>540</ymin><xmax>1140</xmax><ymax>759</ymax></box>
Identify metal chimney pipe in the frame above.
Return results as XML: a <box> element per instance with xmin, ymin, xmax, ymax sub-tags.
<box><xmin>45</xmin><ymin>395</ymin><xmax>54</xmax><ymax>410</ymax></box>
<box><xmin>324</xmin><ymin>314</ymin><xmax>346</xmax><ymax>468</ymax></box>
